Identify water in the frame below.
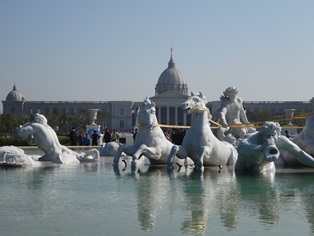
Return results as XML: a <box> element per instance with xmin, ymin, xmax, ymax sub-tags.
<box><xmin>1</xmin><ymin>154</ymin><xmax>314</xmax><ymax>236</ymax></box>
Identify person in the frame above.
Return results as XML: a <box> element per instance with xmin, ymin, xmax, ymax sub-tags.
<box><xmin>77</xmin><ymin>131</ymin><xmax>83</xmax><ymax>145</ymax></box>
<box><xmin>83</xmin><ymin>134</ymin><xmax>90</xmax><ymax>146</ymax></box>
<box><xmin>133</xmin><ymin>128</ymin><xmax>138</xmax><ymax>144</ymax></box>
<box><xmin>70</xmin><ymin>127</ymin><xmax>77</xmax><ymax>145</ymax></box>
<box><xmin>103</xmin><ymin>128</ymin><xmax>111</xmax><ymax>143</ymax></box>
<box><xmin>285</xmin><ymin>130</ymin><xmax>290</xmax><ymax>138</ymax></box>
<box><xmin>91</xmin><ymin>130</ymin><xmax>100</xmax><ymax>146</ymax></box>
<box><xmin>215</xmin><ymin>86</ymin><xmax>255</xmax><ymax>141</ymax></box>
<box><xmin>110</xmin><ymin>129</ymin><xmax>119</xmax><ymax>142</ymax></box>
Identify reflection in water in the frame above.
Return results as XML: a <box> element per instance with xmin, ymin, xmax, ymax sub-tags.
<box><xmin>3</xmin><ymin>155</ymin><xmax>314</xmax><ymax>235</ymax></box>
<box><xmin>236</xmin><ymin>173</ymin><xmax>280</xmax><ymax>226</ymax></box>
<box><xmin>112</xmin><ymin>163</ymin><xmax>314</xmax><ymax>235</ymax></box>
<box><xmin>179</xmin><ymin>167</ymin><xmax>237</xmax><ymax>235</ymax></box>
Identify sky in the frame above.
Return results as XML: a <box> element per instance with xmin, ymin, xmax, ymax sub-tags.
<box><xmin>1</xmin><ymin>0</ymin><xmax>314</xmax><ymax>113</ymax></box>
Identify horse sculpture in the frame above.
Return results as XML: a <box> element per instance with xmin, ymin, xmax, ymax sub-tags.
<box><xmin>167</xmin><ymin>92</ymin><xmax>238</xmax><ymax>170</ymax></box>
<box><xmin>113</xmin><ymin>97</ymin><xmax>179</xmax><ymax>166</ymax></box>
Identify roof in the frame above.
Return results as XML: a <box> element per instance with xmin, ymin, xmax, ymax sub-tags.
<box><xmin>6</xmin><ymin>85</ymin><xmax>25</xmax><ymax>102</ymax></box>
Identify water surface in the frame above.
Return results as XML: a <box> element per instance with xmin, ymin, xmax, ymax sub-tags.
<box><xmin>1</xmin><ymin>156</ymin><xmax>314</xmax><ymax>236</ymax></box>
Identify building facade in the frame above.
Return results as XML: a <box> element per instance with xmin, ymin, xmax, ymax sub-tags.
<box><xmin>2</xmin><ymin>53</ymin><xmax>313</xmax><ymax>131</ymax></box>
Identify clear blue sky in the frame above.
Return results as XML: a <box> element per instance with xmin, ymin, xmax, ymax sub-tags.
<box><xmin>1</xmin><ymin>0</ymin><xmax>314</xmax><ymax>112</ymax></box>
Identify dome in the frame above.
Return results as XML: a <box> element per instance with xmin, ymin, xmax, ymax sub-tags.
<box><xmin>6</xmin><ymin>85</ymin><xmax>25</xmax><ymax>102</ymax></box>
<box><xmin>155</xmin><ymin>53</ymin><xmax>188</xmax><ymax>95</ymax></box>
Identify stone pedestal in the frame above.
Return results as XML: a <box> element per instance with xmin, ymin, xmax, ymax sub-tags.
<box><xmin>86</xmin><ymin>109</ymin><xmax>102</xmax><ymax>145</ymax></box>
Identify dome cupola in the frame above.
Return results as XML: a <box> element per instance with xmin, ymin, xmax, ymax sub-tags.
<box><xmin>6</xmin><ymin>84</ymin><xmax>25</xmax><ymax>102</ymax></box>
<box><xmin>155</xmin><ymin>49</ymin><xmax>188</xmax><ymax>95</ymax></box>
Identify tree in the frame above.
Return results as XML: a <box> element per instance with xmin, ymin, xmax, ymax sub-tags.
<box><xmin>0</xmin><ymin>114</ymin><xmax>31</xmax><ymax>136</ymax></box>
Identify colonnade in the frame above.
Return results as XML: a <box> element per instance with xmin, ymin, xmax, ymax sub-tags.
<box><xmin>155</xmin><ymin>106</ymin><xmax>190</xmax><ymax>126</ymax></box>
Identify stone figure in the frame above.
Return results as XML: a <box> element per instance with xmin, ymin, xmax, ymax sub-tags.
<box><xmin>213</xmin><ymin>86</ymin><xmax>255</xmax><ymax>143</ymax></box>
<box><xmin>236</xmin><ymin>121</ymin><xmax>314</xmax><ymax>173</ymax></box>
<box><xmin>113</xmin><ymin>97</ymin><xmax>183</xmax><ymax>167</ymax></box>
<box><xmin>99</xmin><ymin>141</ymin><xmax>124</xmax><ymax>156</ymax></box>
<box><xmin>14</xmin><ymin>113</ymin><xmax>99</xmax><ymax>164</ymax></box>
<box><xmin>167</xmin><ymin>92</ymin><xmax>238</xmax><ymax>170</ymax></box>
<box><xmin>0</xmin><ymin>146</ymin><xmax>41</xmax><ymax>167</ymax></box>
<box><xmin>290</xmin><ymin>113</ymin><xmax>314</xmax><ymax>155</ymax></box>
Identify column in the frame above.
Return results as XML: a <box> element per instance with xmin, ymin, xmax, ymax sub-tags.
<box><xmin>158</xmin><ymin>106</ymin><xmax>161</xmax><ymax>123</ymax></box>
<box><xmin>175</xmin><ymin>106</ymin><xmax>178</xmax><ymax>125</ymax></box>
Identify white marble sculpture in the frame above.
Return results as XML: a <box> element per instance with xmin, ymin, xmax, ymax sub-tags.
<box><xmin>213</xmin><ymin>86</ymin><xmax>255</xmax><ymax>143</ymax></box>
<box><xmin>113</xmin><ymin>97</ymin><xmax>180</xmax><ymax>166</ymax></box>
<box><xmin>291</xmin><ymin>113</ymin><xmax>314</xmax><ymax>155</ymax></box>
<box><xmin>99</xmin><ymin>141</ymin><xmax>124</xmax><ymax>156</ymax></box>
<box><xmin>236</xmin><ymin>121</ymin><xmax>314</xmax><ymax>174</ymax></box>
<box><xmin>15</xmin><ymin>113</ymin><xmax>99</xmax><ymax>164</ymax></box>
<box><xmin>167</xmin><ymin>92</ymin><xmax>238</xmax><ymax>170</ymax></box>
<box><xmin>0</xmin><ymin>146</ymin><xmax>41</xmax><ymax>167</ymax></box>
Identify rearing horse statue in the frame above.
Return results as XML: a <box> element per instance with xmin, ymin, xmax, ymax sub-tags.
<box><xmin>113</xmin><ymin>97</ymin><xmax>176</xmax><ymax>166</ymax></box>
<box><xmin>167</xmin><ymin>92</ymin><xmax>238</xmax><ymax>170</ymax></box>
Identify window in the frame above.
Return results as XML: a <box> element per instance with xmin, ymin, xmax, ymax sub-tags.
<box><xmin>120</xmin><ymin>121</ymin><xmax>124</xmax><ymax>129</ymax></box>
<box><xmin>120</xmin><ymin>107</ymin><xmax>124</xmax><ymax>116</ymax></box>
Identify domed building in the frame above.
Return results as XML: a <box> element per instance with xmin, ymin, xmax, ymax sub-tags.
<box><xmin>155</xmin><ymin>51</ymin><xmax>188</xmax><ymax>96</ymax></box>
<box><xmin>2</xmin><ymin>84</ymin><xmax>26</xmax><ymax>115</ymax></box>
<box><xmin>2</xmin><ymin>51</ymin><xmax>311</xmax><ymax>133</ymax></box>
<box><xmin>150</xmin><ymin>51</ymin><xmax>191</xmax><ymax>126</ymax></box>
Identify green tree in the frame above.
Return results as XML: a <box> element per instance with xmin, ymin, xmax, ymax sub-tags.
<box><xmin>0</xmin><ymin>114</ymin><xmax>31</xmax><ymax>136</ymax></box>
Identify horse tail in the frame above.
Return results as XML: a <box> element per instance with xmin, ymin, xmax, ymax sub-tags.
<box><xmin>226</xmin><ymin>143</ymin><xmax>238</xmax><ymax>165</ymax></box>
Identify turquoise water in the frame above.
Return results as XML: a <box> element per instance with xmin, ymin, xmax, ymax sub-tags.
<box><xmin>1</xmin><ymin>155</ymin><xmax>314</xmax><ymax>236</ymax></box>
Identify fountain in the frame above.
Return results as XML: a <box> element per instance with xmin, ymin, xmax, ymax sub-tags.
<box><xmin>3</xmin><ymin>91</ymin><xmax>314</xmax><ymax>236</ymax></box>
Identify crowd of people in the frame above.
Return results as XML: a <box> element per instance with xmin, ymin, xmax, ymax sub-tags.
<box><xmin>69</xmin><ymin>126</ymin><xmax>186</xmax><ymax>147</ymax></box>
<box><xmin>69</xmin><ymin>127</ymin><xmax>126</xmax><ymax>146</ymax></box>
<box><xmin>163</xmin><ymin>128</ymin><xmax>186</xmax><ymax>145</ymax></box>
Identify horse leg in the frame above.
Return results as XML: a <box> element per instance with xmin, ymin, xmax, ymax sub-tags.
<box><xmin>167</xmin><ymin>145</ymin><xmax>188</xmax><ymax>169</ymax></box>
<box><xmin>167</xmin><ymin>145</ymin><xmax>179</xmax><ymax>169</ymax></box>
<box><xmin>197</xmin><ymin>146</ymin><xmax>211</xmax><ymax>171</ymax></box>
<box><xmin>113</xmin><ymin>144</ymin><xmax>135</xmax><ymax>166</ymax></box>
<box><xmin>132</xmin><ymin>144</ymin><xmax>149</xmax><ymax>163</ymax></box>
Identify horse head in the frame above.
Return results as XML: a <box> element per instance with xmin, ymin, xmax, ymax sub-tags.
<box><xmin>138</xmin><ymin>97</ymin><xmax>157</xmax><ymax>129</ymax></box>
<box><xmin>182</xmin><ymin>92</ymin><xmax>208</xmax><ymax>115</ymax></box>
